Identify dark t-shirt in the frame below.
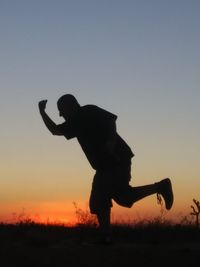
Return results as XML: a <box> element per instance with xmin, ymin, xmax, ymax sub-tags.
<box><xmin>57</xmin><ymin>105</ymin><xmax>134</xmax><ymax>170</ymax></box>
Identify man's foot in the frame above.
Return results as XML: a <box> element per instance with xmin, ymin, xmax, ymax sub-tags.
<box><xmin>156</xmin><ymin>178</ymin><xmax>174</xmax><ymax>210</ymax></box>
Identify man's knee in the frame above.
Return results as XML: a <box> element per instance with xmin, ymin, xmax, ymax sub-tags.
<box><xmin>113</xmin><ymin>185</ymin><xmax>134</xmax><ymax>208</ymax></box>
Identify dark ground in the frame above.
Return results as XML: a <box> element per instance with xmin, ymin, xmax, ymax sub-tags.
<box><xmin>0</xmin><ymin>223</ymin><xmax>199</xmax><ymax>267</ymax></box>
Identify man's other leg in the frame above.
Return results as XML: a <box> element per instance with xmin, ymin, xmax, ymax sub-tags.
<box><xmin>89</xmin><ymin>171</ymin><xmax>113</xmax><ymax>243</ymax></box>
<box><xmin>131</xmin><ymin>178</ymin><xmax>173</xmax><ymax>209</ymax></box>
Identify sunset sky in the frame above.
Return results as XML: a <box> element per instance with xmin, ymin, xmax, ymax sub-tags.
<box><xmin>1</xmin><ymin>0</ymin><xmax>200</xmax><ymax>224</ymax></box>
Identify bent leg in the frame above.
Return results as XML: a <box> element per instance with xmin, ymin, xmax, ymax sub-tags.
<box><xmin>113</xmin><ymin>183</ymin><xmax>157</xmax><ymax>207</ymax></box>
<box><xmin>131</xmin><ymin>183</ymin><xmax>157</xmax><ymax>202</ymax></box>
<box><xmin>114</xmin><ymin>178</ymin><xmax>174</xmax><ymax>210</ymax></box>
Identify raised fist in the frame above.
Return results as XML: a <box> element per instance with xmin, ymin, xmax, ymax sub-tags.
<box><xmin>38</xmin><ymin>100</ymin><xmax>48</xmax><ymax>112</ymax></box>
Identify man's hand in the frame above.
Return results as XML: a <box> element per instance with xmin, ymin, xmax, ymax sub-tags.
<box><xmin>38</xmin><ymin>100</ymin><xmax>48</xmax><ymax>112</ymax></box>
<box><xmin>38</xmin><ymin>99</ymin><xmax>61</xmax><ymax>135</ymax></box>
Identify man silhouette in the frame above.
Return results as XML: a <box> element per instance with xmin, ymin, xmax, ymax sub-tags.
<box><xmin>38</xmin><ymin>94</ymin><xmax>173</xmax><ymax>243</ymax></box>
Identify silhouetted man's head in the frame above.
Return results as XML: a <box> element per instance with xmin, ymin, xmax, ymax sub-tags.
<box><xmin>57</xmin><ymin>94</ymin><xmax>80</xmax><ymax>119</ymax></box>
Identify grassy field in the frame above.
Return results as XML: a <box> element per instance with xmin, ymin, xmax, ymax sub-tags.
<box><xmin>0</xmin><ymin>221</ymin><xmax>199</xmax><ymax>267</ymax></box>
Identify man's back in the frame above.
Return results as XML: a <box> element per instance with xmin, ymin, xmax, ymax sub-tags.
<box><xmin>57</xmin><ymin>104</ymin><xmax>134</xmax><ymax>170</ymax></box>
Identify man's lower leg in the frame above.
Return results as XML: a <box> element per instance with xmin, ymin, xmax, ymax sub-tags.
<box><xmin>131</xmin><ymin>184</ymin><xmax>157</xmax><ymax>202</ymax></box>
<box><xmin>96</xmin><ymin>208</ymin><xmax>112</xmax><ymax>243</ymax></box>
<box><xmin>131</xmin><ymin>178</ymin><xmax>174</xmax><ymax>210</ymax></box>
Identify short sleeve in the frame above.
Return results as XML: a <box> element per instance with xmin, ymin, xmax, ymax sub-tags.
<box><xmin>57</xmin><ymin>122</ymin><xmax>76</xmax><ymax>140</ymax></box>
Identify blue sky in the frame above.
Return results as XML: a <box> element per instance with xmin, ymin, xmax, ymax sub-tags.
<box><xmin>0</xmin><ymin>0</ymin><xmax>200</xmax><ymax>222</ymax></box>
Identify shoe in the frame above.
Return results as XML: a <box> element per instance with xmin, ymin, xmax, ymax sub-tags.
<box><xmin>156</xmin><ymin>178</ymin><xmax>174</xmax><ymax>210</ymax></box>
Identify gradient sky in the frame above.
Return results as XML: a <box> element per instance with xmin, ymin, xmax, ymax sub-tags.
<box><xmin>0</xmin><ymin>0</ymin><xmax>200</xmax><ymax>224</ymax></box>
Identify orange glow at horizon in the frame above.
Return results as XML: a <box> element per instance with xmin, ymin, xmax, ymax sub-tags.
<box><xmin>0</xmin><ymin>196</ymin><xmax>192</xmax><ymax>225</ymax></box>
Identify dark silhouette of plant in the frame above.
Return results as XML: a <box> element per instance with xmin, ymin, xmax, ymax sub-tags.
<box><xmin>190</xmin><ymin>199</ymin><xmax>200</xmax><ymax>228</ymax></box>
<box><xmin>73</xmin><ymin>202</ymin><xmax>97</xmax><ymax>226</ymax></box>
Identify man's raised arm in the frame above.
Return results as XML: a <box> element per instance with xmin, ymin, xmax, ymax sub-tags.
<box><xmin>38</xmin><ymin>100</ymin><xmax>62</xmax><ymax>136</ymax></box>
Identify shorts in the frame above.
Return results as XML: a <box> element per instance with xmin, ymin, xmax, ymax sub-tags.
<box><xmin>89</xmin><ymin>159</ymin><xmax>134</xmax><ymax>214</ymax></box>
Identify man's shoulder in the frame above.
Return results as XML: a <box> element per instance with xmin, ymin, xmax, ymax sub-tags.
<box><xmin>80</xmin><ymin>105</ymin><xmax>117</xmax><ymax>120</ymax></box>
<box><xmin>80</xmin><ymin>104</ymin><xmax>99</xmax><ymax>111</ymax></box>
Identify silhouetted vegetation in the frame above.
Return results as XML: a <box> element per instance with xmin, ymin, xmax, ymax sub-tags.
<box><xmin>0</xmin><ymin>219</ymin><xmax>199</xmax><ymax>267</ymax></box>
<box><xmin>190</xmin><ymin>198</ymin><xmax>200</xmax><ymax>228</ymax></box>
<box><xmin>0</xmin><ymin>203</ymin><xmax>199</xmax><ymax>266</ymax></box>
<box><xmin>73</xmin><ymin>202</ymin><xmax>98</xmax><ymax>227</ymax></box>
<box><xmin>0</xmin><ymin>208</ymin><xmax>200</xmax><ymax>267</ymax></box>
